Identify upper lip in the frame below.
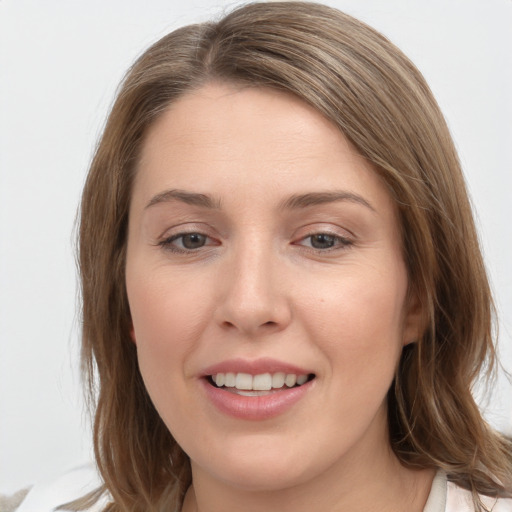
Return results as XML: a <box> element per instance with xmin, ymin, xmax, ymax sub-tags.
<box><xmin>200</xmin><ymin>358</ymin><xmax>313</xmax><ymax>377</ymax></box>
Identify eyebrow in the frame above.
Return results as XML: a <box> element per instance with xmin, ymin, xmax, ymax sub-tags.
<box><xmin>280</xmin><ymin>191</ymin><xmax>376</xmax><ymax>212</ymax></box>
<box><xmin>145</xmin><ymin>189</ymin><xmax>375</xmax><ymax>213</ymax></box>
<box><xmin>146</xmin><ymin>189</ymin><xmax>222</xmax><ymax>209</ymax></box>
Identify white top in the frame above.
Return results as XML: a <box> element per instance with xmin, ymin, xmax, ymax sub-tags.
<box><xmin>7</xmin><ymin>464</ymin><xmax>512</xmax><ymax>512</ymax></box>
<box><xmin>13</xmin><ymin>464</ymin><xmax>107</xmax><ymax>512</ymax></box>
<box><xmin>424</xmin><ymin>470</ymin><xmax>512</xmax><ymax>512</ymax></box>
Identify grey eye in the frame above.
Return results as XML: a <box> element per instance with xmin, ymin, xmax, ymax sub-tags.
<box><xmin>180</xmin><ymin>233</ymin><xmax>207</xmax><ymax>249</ymax></box>
<box><xmin>309</xmin><ymin>234</ymin><xmax>336</xmax><ymax>249</ymax></box>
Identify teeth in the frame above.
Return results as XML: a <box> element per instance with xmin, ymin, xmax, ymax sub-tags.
<box><xmin>285</xmin><ymin>374</ymin><xmax>297</xmax><ymax>387</ymax></box>
<box><xmin>212</xmin><ymin>372</ymin><xmax>310</xmax><ymax>390</ymax></box>
<box><xmin>297</xmin><ymin>375</ymin><xmax>308</xmax><ymax>385</ymax></box>
<box><xmin>215</xmin><ymin>373</ymin><xmax>225</xmax><ymax>387</ymax></box>
<box><xmin>271</xmin><ymin>372</ymin><xmax>285</xmax><ymax>388</ymax></box>
<box><xmin>235</xmin><ymin>373</ymin><xmax>253</xmax><ymax>390</ymax></box>
<box><xmin>253</xmin><ymin>373</ymin><xmax>272</xmax><ymax>391</ymax></box>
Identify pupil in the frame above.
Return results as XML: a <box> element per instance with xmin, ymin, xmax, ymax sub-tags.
<box><xmin>183</xmin><ymin>233</ymin><xmax>206</xmax><ymax>249</ymax></box>
<box><xmin>311</xmin><ymin>234</ymin><xmax>335</xmax><ymax>249</ymax></box>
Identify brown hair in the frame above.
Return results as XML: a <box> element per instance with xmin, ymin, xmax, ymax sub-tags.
<box><xmin>76</xmin><ymin>2</ymin><xmax>512</xmax><ymax>511</ymax></box>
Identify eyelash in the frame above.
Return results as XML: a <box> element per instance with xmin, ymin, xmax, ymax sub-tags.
<box><xmin>158</xmin><ymin>232</ymin><xmax>218</xmax><ymax>254</ymax></box>
<box><xmin>157</xmin><ymin>231</ymin><xmax>353</xmax><ymax>254</ymax></box>
<box><xmin>295</xmin><ymin>232</ymin><xmax>353</xmax><ymax>252</ymax></box>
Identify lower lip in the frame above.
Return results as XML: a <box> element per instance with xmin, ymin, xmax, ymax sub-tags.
<box><xmin>201</xmin><ymin>378</ymin><xmax>314</xmax><ymax>420</ymax></box>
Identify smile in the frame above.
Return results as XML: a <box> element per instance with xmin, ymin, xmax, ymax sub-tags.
<box><xmin>209</xmin><ymin>372</ymin><xmax>312</xmax><ymax>394</ymax></box>
<box><xmin>202</xmin><ymin>366</ymin><xmax>316</xmax><ymax>420</ymax></box>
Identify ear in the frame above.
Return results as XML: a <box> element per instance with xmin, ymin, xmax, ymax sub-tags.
<box><xmin>402</xmin><ymin>289</ymin><xmax>425</xmax><ymax>346</ymax></box>
<box><xmin>129</xmin><ymin>325</ymin><xmax>137</xmax><ymax>345</ymax></box>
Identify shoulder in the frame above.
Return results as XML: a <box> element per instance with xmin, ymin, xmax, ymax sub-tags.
<box><xmin>9</xmin><ymin>463</ymin><xmax>109</xmax><ymax>512</ymax></box>
<box><xmin>425</xmin><ymin>471</ymin><xmax>512</xmax><ymax>512</ymax></box>
<box><xmin>446</xmin><ymin>480</ymin><xmax>512</xmax><ymax>512</ymax></box>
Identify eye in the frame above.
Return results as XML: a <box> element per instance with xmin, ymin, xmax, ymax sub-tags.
<box><xmin>308</xmin><ymin>233</ymin><xmax>337</xmax><ymax>249</ymax></box>
<box><xmin>159</xmin><ymin>232</ymin><xmax>215</xmax><ymax>252</ymax></box>
<box><xmin>176</xmin><ymin>233</ymin><xmax>208</xmax><ymax>249</ymax></box>
<box><xmin>297</xmin><ymin>232</ymin><xmax>352</xmax><ymax>251</ymax></box>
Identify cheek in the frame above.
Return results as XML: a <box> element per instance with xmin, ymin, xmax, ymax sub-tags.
<box><xmin>126</xmin><ymin>270</ymin><xmax>213</xmax><ymax>428</ymax></box>
<box><xmin>128</xmin><ymin>269</ymin><xmax>210</xmax><ymax>349</ymax></box>
<box><xmin>126</xmin><ymin>268</ymin><xmax>214</xmax><ymax>403</ymax></box>
<box><xmin>299</xmin><ymin>263</ymin><xmax>407</xmax><ymax>382</ymax></box>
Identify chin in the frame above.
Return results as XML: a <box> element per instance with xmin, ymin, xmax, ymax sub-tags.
<box><xmin>210</xmin><ymin>459</ymin><xmax>314</xmax><ymax>492</ymax></box>
<box><xmin>188</xmin><ymin>433</ymin><xmax>335</xmax><ymax>493</ymax></box>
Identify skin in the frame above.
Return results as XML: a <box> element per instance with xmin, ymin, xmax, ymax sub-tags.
<box><xmin>125</xmin><ymin>83</ymin><xmax>433</xmax><ymax>511</ymax></box>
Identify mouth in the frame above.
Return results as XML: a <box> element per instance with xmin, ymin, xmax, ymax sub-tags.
<box><xmin>206</xmin><ymin>372</ymin><xmax>316</xmax><ymax>396</ymax></box>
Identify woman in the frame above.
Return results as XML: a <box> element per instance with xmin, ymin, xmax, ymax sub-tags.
<box><xmin>11</xmin><ymin>2</ymin><xmax>512</xmax><ymax>511</ymax></box>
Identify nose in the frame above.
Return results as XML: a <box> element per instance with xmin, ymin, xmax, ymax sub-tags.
<box><xmin>214</xmin><ymin>241</ymin><xmax>292</xmax><ymax>337</ymax></box>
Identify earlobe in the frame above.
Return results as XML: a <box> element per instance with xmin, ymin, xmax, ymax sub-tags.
<box><xmin>129</xmin><ymin>325</ymin><xmax>137</xmax><ymax>344</ymax></box>
<box><xmin>402</xmin><ymin>291</ymin><xmax>426</xmax><ymax>346</ymax></box>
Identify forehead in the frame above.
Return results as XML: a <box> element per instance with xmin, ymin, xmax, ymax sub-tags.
<box><xmin>134</xmin><ymin>82</ymin><xmax>395</xmax><ymax>217</ymax></box>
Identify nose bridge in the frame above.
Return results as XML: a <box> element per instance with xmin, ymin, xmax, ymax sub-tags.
<box><xmin>234</xmin><ymin>239</ymin><xmax>273</xmax><ymax>303</ymax></box>
<box><xmin>217</xmin><ymin>232</ymin><xmax>290</xmax><ymax>334</ymax></box>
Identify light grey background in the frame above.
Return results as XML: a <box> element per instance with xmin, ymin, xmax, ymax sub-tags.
<box><xmin>1</xmin><ymin>0</ymin><xmax>511</xmax><ymax>494</ymax></box>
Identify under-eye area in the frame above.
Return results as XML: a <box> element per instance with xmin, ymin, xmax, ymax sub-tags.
<box><xmin>207</xmin><ymin>372</ymin><xmax>316</xmax><ymax>395</ymax></box>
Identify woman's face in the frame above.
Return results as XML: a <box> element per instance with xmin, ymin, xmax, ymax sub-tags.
<box><xmin>126</xmin><ymin>83</ymin><xmax>420</xmax><ymax>491</ymax></box>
